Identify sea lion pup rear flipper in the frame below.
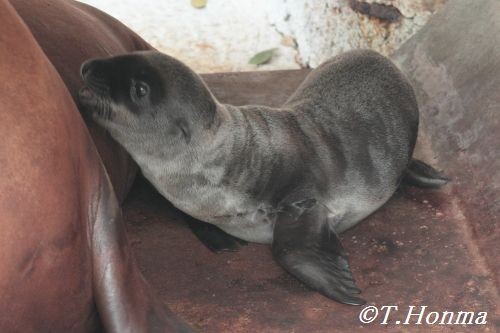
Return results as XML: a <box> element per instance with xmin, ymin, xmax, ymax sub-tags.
<box><xmin>402</xmin><ymin>159</ymin><xmax>451</xmax><ymax>188</ymax></box>
<box><xmin>272</xmin><ymin>200</ymin><xmax>365</xmax><ymax>306</ymax></box>
<box><xmin>186</xmin><ymin>217</ymin><xmax>248</xmax><ymax>253</ymax></box>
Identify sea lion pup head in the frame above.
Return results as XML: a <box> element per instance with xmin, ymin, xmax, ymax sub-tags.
<box><xmin>78</xmin><ymin>51</ymin><xmax>217</xmax><ymax>156</ymax></box>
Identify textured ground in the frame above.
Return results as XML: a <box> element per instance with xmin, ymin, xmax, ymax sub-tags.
<box><xmin>124</xmin><ymin>178</ymin><xmax>498</xmax><ymax>332</ymax></box>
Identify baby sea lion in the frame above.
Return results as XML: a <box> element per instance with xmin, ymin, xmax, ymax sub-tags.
<box><xmin>78</xmin><ymin>49</ymin><xmax>449</xmax><ymax>305</ymax></box>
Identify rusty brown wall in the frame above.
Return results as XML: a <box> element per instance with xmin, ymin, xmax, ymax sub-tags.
<box><xmin>393</xmin><ymin>0</ymin><xmax>500</xmax><ymax>288</ymax></box>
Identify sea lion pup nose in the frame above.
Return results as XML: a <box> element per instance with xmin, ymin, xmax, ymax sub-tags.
<box><xmin>79</xmin><ymin>49</ymin><xmax>449</xmax><ymax>305</ymax></box>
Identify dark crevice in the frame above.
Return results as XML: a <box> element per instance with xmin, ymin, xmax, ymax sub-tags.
<box><xmin>348</xmin><ymin>0</ymin><xmax>403</xmax><ymax>23</ymax></box>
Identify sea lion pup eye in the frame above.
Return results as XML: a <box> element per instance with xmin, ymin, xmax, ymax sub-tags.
<box><xmin>79</xmin><ymin>49</ymin><xmax>450</xmax><ymax>307</ymax></box>
<box><xmin>131</xmin><ymin>80</ymin><xmax>150</xmax><ymax>100</ymax></box>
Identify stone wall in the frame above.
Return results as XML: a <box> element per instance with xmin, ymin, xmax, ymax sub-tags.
<box><xmin>80</xmin><ymin>0</ymin><xmax>446</xmax><ymax>72</ymax></box>
<box><xmin>270</xmin><ymin>0</ymin><xmax>447</xmax><ymax>67</ymax></box>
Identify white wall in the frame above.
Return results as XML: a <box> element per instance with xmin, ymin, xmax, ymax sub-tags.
<box><xmin>79</xmin><ymin>0</ymin><xmax>446</xmax><ymax>73</ymax></box>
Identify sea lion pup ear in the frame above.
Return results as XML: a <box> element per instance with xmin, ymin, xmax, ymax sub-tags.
<box><xmin>272</xmin><ymin>200</ymin><xmax>365</xmax><ymax>305</ymax></box>
<box><xmin>199</xmin><ymin>91</ymin><xmax>218</xmax><ymax>128</ymax></box>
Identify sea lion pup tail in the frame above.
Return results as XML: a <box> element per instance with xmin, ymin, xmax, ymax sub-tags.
<box><xmin>402</xmin><ymin>159</ymin><xmax>451</xmax><ymax>188</ymax></box>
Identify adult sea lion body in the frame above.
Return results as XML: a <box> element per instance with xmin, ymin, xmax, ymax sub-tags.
<box><xmin>11</xmin><ymin>0</ymin><xmax>155</xmax><ymax>202</ymax></box>
<box><xmin>0</xmin><ymin>3</ymin><xmax>192</xmax><ymax>332</ymax></box>
<box><xmin>79</xmin><ymin>50</ymin><xmax>449</xmax><ymax>305</ymax></box>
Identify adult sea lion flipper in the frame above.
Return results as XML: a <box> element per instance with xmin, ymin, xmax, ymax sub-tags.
<box><xmin>186</xmin><ymin>218</ymin><xmax>248</xmax><ymax>253</ymax></box>
<box><xmin>272</xmin><ymin>201</ymin><xmax>365</xmax><ymax>306</ymax></box>
<box><xmin>402</xmin><ymin>159</ymin><xmax>451</xmax><ymax>188</ymax></box>
<box><xmin>92</xmin><ymin>172</ymin><xmax>194</xmax><ymax>333</ymax></box>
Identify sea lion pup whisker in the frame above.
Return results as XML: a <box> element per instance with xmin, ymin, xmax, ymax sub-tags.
<box><xmin>78</xmin><ymin>49</ymin><xmax>449</xmax><ymax>306</ymax></box>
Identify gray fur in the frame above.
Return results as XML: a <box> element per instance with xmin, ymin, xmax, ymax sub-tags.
<box><xmin>79</xmin><ymin>49</ymin><xmax>417</xmax><ymax>242</ymax></box>
<box><xmin>78</xmin><ymin>49</ymin><xmax>421</xmax><ymax>304</ymax></box>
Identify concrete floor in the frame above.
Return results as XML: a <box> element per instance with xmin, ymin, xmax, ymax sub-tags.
<box><xmin>124</xmin><ymin>178</ymin><xmax>497</xmax><ymax>332</ymax></box>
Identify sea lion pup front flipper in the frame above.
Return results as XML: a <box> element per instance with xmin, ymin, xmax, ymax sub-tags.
<box><xmin>272</xmin><ymin>200</ymin><xmax>365</xmax><ymax>306</ymax></box>
<box><xmin>186</xmin><ymin>217</ymin><xmax>248</xmax><ymax>252</ymax></box>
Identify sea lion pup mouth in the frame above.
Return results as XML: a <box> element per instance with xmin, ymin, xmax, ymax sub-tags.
<box><xmin>78</xmin><ymin>50</ymin><xmax>217</xmax><ymax>152</ymax></box>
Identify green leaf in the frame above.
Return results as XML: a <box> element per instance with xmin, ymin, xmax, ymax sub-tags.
<box><xmin>191</xmin><ymin>0</ymin><xmax>207</xmax><ymax>9</ymax></box>
<box><xmin>249</xmin><ymin>48</ymin><xmax>276</xmax><ymax>66</ymax></box>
